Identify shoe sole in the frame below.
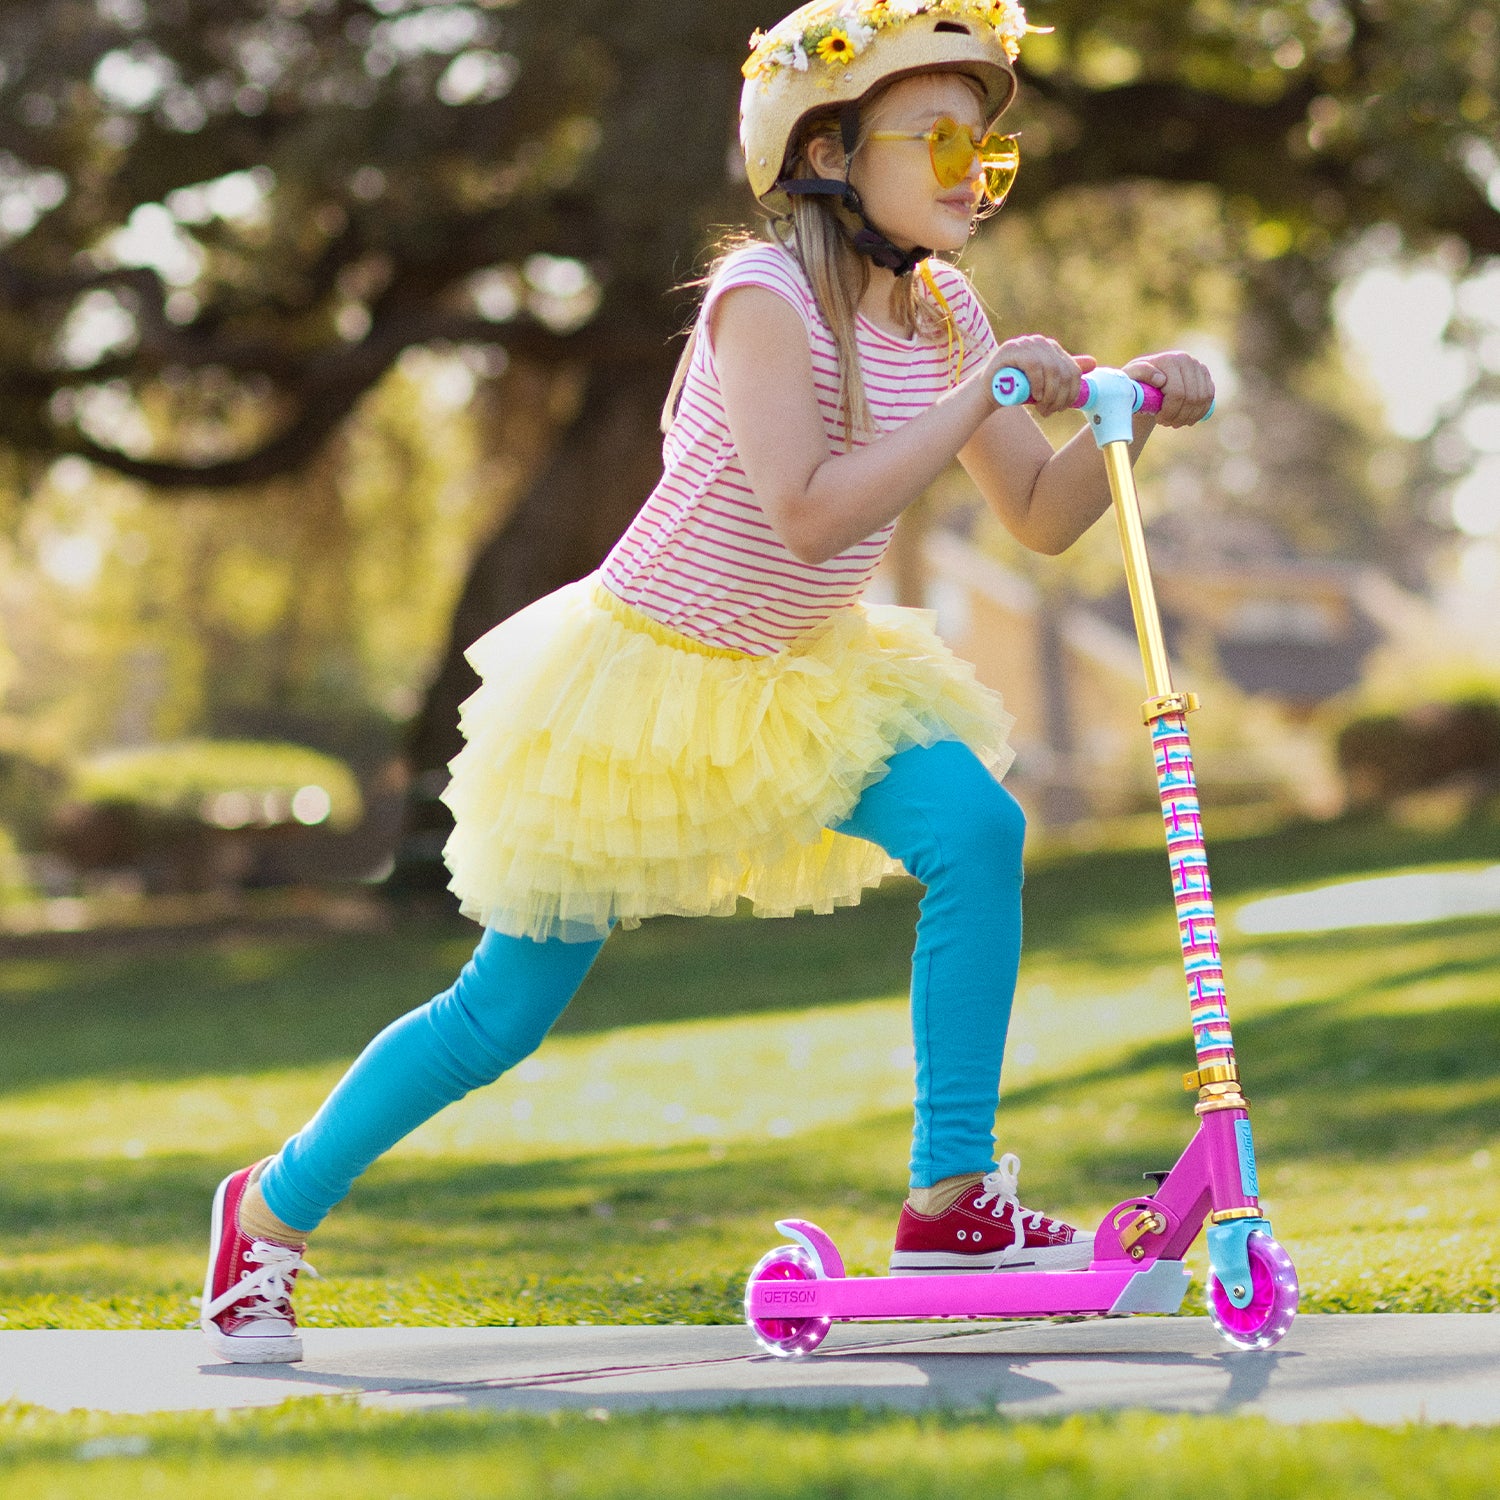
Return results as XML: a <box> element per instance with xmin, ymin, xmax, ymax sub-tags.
<box><xmin>201</xmin><ymin>1170</ymin><xmax>304</xmax><ymax>1365</ymax></box>
<box><xmin>889</xmin><ymin>1241</ymin><xmax>1095</xmax><ymax>1275</ymax></box>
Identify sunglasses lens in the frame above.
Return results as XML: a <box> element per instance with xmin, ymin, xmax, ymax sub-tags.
<box><xmin>927</xmin><ymin>118</ymin><xmax>974</xmax><ymax>189</ymax></box>
<box><xmin>978</xmin><ymin>132</ymin><xmax>1020</xmax><ymax>203</ymax></box>
<box><xmin>924</xmin><ymin>122</ymin><xmax>1020</xmax><ymax>196</ymax></box>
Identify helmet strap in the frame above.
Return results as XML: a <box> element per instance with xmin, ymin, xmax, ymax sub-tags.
<box><xmin>776</xmin><ymin>104</ymin><xmax>930</xmax><ymax>278</ymax></box>
<box><xmin>777</xmin><ymin>178</ymin><xmax>931</xmax><ymax>277</ymax></box>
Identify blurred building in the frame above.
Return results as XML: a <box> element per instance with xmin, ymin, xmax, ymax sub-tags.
<box><xmin>871</xmin><ymin>516</ymin><xmax>1420</xmax><ymax>829</ymax></box>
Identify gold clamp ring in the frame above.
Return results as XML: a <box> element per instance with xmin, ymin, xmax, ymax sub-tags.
<box><xmin>1142</xmin><ymin>691</ymin><xmax>1200</xmax><ymax>724</ymax></box>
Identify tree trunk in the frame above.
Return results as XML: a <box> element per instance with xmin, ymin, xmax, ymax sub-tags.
<box><xmin>1035</xmin><ymin>578</ymin><xmax>1087</xmax><ymax>827</ymax></box>
<box><xmin>391</xmin><ymin>345</ymin><xmax>680</xmax><ymax>892</ymax></box>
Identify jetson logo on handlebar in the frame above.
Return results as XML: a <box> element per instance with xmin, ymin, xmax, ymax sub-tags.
<box><xmin>992</xmin><ymin>370</ymin><xmax>1028</xmax><ymax>403</ymax></box>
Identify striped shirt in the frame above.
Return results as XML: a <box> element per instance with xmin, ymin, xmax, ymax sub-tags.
<box><xmin>599</xmin><ymin>242</ymin><xmax>999</xmax><ymax>656</ymax></box>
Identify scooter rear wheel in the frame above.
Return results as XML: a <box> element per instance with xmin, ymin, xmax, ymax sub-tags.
<box><xmin>745</xmin><ymin>1245</ymin><xmax>830</xmax><ymax>1358</ymax></box>
<box><xmin>1206</xmin><ymin>1232</ymin><xmax>1299</xmax><ymax>1350</ymax></box>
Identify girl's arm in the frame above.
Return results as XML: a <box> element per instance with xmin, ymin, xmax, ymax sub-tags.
<box><xmin>712</xmin><ymin>286</ymin><xmax>1089</xmax><ymax>566</ymax></box>
<box><xmin>959</xmin><ymin>351</ymin><xmax>1216</xmax><ymax>556</ymax></box>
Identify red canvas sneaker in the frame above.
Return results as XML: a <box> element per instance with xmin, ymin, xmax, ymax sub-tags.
<box><xmin>200</xmin><ymin>1162</ymin><xmax>316</xmax><ymax>1363</ymax></box>
<box><xmin>890</xmin><ymin>1154</ymin><xmax>1094</xmax><ymax>1274</ymax></box>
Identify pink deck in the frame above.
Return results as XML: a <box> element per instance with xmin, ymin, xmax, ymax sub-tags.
<box><xmin>747</xmin><ymin>1266</ymin><xmax>1145</xmax><ymax>1321</ymax></box>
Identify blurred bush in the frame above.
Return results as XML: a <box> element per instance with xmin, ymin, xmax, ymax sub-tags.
<box><xmin>52</xmin><ymin>740</ymin><xmax>363</xmax><ymax>894</ymax></box>
<box><xmin>0</xmin><ymin>825</ymin><xmax>36</xmax><ymax>906</ymax></box>
<box><xmin>1335</xmin><ymin>699</ymin><xmax>1500</xmax><ymax>808</ymax></box>
<box><xmin>71</xmin><ymin>740</ymin><xmax>361</xmax><ymax>829</ymax></box>
<box><xmin>0</xmin><ymin>748</ymin><xmax>67</xmax><ymax>850</ymax></box>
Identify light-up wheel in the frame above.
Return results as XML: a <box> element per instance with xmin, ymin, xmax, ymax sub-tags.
<box><xmin>1206</xmin><ymin>1233</ymin><xmax>1299</xmax><ymax>1350</ymax></box>
<box><xmin>744</xmin><ymin>1245</ymin><xmax>830</xmax><ymax>1358</ymax></box>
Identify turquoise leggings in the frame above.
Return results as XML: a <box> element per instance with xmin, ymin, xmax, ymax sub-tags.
<box><xmin>259</xmin><ymin>739</ymin><xmax>1025</xmax><ymax>1233</ymax></box>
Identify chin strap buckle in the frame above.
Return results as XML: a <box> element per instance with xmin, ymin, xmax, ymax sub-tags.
<box><xmin>849</xmin><ymin>224</ymin><xmax>930</xmax><ymax>276</ymax></box>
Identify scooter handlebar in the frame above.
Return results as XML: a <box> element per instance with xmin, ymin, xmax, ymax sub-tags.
<box><xmin>990</xmin><ymin>366</ymin><xmax>1169</xmax><ymax>415</ymax></box>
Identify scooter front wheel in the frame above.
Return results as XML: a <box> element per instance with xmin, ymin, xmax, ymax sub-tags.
<box><xmin>745</xmin><ymin>1245</ymin><xmax>830</xmax><ymax>1358</ymax></box>
<box><xmin>1206</xmin><ymin>1232</ymin><xmax>1299</xmax><ymax>1350</ymax></box>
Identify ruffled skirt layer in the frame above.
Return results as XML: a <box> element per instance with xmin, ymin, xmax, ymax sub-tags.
<box><xmin>441</xmin><ymin>578</ymin><xmax>1014</xmax><ymax>942</ymax></box>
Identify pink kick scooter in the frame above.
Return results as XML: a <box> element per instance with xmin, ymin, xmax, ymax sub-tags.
<box><xmin>744</xmin><ymin>367</ymin><xmax>1299</xmax><ymax>1356</ymax></box>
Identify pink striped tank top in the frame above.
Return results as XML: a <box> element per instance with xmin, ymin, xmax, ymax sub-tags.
<box><xmin>598</xmin><ymin>241</ymin><xmax>999</xmax><ymax>657</ymax></box>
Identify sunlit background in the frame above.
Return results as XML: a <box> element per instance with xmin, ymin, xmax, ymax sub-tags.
<box><xmin>1</xmin><ymin>0</ymin><xmax>1498</xmax><ymax>1357</ymax></box>
<box><xmin>0</xmin><ymin>2</ymin><xmax>1496</xmax><ymax>935</ymax></box>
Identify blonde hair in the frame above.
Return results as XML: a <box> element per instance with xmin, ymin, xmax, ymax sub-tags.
<box><xmin>661</xmin><ymin>113</ymin><xmax>957</xmax><ymax>447</ymax></box>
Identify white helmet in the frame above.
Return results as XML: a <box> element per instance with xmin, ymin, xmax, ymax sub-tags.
<box><xmin>740</xmin><ymin>1</ymin><xmax>1030</xmax><ymax>212</ymax></box>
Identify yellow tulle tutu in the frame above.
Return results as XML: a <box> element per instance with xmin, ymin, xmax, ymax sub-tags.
<box><xmin>441</xmin><ymin>577</ymin><xmax>1015</xmax><ymax>941</ymax></box>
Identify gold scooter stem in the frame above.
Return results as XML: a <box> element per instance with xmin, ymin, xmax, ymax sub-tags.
<box><xmin>1102</xmin><ymin>442</ymin><xmax>1175</xmax><ymax>703</ymax></box>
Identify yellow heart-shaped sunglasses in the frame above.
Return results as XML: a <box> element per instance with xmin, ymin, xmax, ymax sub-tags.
<box><xmin>867</xmin><ymin>116</ymin><xmax>1020</xmax><ymax>204</ymax></box>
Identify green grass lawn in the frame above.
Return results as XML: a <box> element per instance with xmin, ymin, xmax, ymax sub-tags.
<box><xmin>4</xmin><ymin>810</ymin><xmax>1500</xmax><ymax>1493</ymax></box>
<box><xmin>2</xmin><ymin>810</ymin><xmax>1498</xmax><ymax>1331</ymax></box>
<box><xmin>6</xmin><ymin>1403</ymin><xmax>1500</xmax><ymax>1499</ymax></box>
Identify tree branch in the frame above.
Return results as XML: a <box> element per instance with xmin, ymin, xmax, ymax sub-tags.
<box><xmin>55</xmin><ymin>309</ymin><xmax>665</xmax><ymax>488</ymax></box>
<box><xmin>1019</xmin><ymin>70</ymin><xmax>1500</xmax><ymax>255</ymax></box>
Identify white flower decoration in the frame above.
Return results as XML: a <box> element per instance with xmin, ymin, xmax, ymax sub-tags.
<box><xmin>745</xmin><ymin>0</ymin><xmax>1035</xmax><ymax>83</ymax></box>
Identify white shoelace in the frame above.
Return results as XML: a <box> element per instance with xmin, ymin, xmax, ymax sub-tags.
<box><xmin>204</xmin><ymin>1239</ymin><xmax>318</xmax><ymax>1325</ymax></box>
<box><xmin>971</xmin><ymin>1153</ymin><xmax>1050</xmax><ymax>1262</ymax></box>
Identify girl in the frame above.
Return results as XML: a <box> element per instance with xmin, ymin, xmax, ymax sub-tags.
<box><xmin>201</xmin><ymin>0</ymin><xmax>1214</xmax><ymax>1362</ymax></box>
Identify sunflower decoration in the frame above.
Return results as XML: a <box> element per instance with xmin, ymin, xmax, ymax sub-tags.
<box><xmin>744</xmin><ymin>0</ymin><xmax>1038</xmax><ymax>81</ymax></box>
<box><xmin>815</xmin><ymin>27</ymin><xmax>857</xmax><ymax>64</ymax></box>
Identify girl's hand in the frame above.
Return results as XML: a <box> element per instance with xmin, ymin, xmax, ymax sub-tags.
<box><xmin>1124</xmin><ymin>351</ymin><xmax>1215</xmax><ymax>427</ymax></box>
<box><xmin>988</xmin><ymin>337</ymin><xmax>1097</xmax><ymax>418</ymax></box>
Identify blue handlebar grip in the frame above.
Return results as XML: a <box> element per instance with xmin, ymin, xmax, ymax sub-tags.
<box><xmin>991</xmin><ymin>367</ymin><xmax>1031</xmax><ymax>406</ymax></box>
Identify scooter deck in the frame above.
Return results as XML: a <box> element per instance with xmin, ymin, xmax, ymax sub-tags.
<box><xmin>746</xmin><ymin>1258</ymin><xmax>1191</xmax><ymax>1322</ymax></box>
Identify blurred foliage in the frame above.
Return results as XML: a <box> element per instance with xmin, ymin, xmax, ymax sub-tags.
<box><xmin>0</xmin><ymin>0</ymin><xmax>739</xmax><ymax>485</ymax></box>
<box><xmin>0</xmin><ymin>743</ymin><xmax>66</xmax><ymax>847</ymax></box>
<box><xmin>0</xmin><ymin>0</ymin><xmax>1492</xmax><ymax>862</ymax></box>
<box><xmin>71</xmin><ymin>737</ymin><xmax>362</xmax><ymax>827</ymax></box>
<box><xmin>1019</xmin><ymin>1</ymin><xmax>1498</xmax><ymax>262</ymax></box>
<box><xmin>971</xmin><ymin>183</ymin><xmax>1241</xmax><ymax>369</ymax></box>
<box><xmin>51</xmin><ymin>735</ymin><xmax>364</xmax><ymax>893</ymax></box>
<box><xmin>0</xmin><ymin>0</ymin><xmax>1492</xmax><ymax>488</ymax></box>
<box><xmin>0</xmin><ymin>821</ymin><xmax>34</xmax><ymax>902</ymax></box>
<box><xmin>0</xmin><ymin>348</ymin><xmax>532</xmax><ymax>768</ymax></box>
<box><xmin>1335</xmin><ymin>696</ymin><xmax>1500</xmax><ymax>807</ymax></box>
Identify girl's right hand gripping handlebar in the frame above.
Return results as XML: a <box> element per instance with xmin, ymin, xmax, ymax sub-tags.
<box><xmin>991</xmin><ymin>366</ymin><xmax>1212</xmax><ymax>449</ymax></box>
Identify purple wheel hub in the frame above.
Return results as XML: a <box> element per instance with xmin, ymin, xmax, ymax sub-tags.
<box><xmin>745</xmin><ymin>1246</ymin><xmax>830</xmax><ymax>1358</ymax></box>
<box><xmin>1207</xmin><ymin>1233</ymin><xmax>1299</xmax><ymax>1350</ymax></box>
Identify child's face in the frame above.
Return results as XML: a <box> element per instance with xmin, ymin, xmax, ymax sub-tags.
<box><xmin>851</xmin><ymin>73</ymin><xmax>991</xmax><ymax>255</ymax></box>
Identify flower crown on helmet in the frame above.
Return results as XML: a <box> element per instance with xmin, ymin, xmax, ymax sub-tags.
<box><xmin>744</xmin><ymin>0</ymin><xmax>1036</xmax><ymax>85</ymax></box>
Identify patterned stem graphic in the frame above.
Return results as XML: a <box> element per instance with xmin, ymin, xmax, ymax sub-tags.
<box><xmin>1151</xmin><ymin>713</ymin><xmax>1236</xmax><ymax>1069</ymax></box>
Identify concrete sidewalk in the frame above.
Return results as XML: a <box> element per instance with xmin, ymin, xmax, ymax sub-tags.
<box><xmin>4</xmin><ymin>1315</ymin><xmax>1498</xmax><ymax>1424</ymax></box>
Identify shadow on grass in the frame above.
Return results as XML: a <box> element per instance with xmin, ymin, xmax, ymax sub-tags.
<box><xmin>0</xmin><ymin>1137</ymin><xmax>886</xmax><ymax>1271</ymax></box>
<box><xmin>3</xmin><ymin>972</ymin><xmax>1496</xmax><ymax>1323</ymax></box>
<box><xmin>1243</xmin><ymin>921</ymin><xmax>1500</xmax><ymax>1004</ymax></box>
<box><xmin>1022</xmin><ymin>811</ymin><xmax>1500</xmax><ymax>952</ymax></box>
<box><xmin>0</xmin><ymin>1139</ymin><xmax>866</xmax><ymax>1326</ymax></box>
<box><xmin>0</xmin><ymin>884</ymin><xmax>925</xmax><ymax>1097</ymax></box>
<box><xmin>998</xmin><ymin>987</ymin><xmax>1500</xmax><ymax>1198</ymax></box>
<box><xmin>9</xmin><ymin>812</ymin><xmax>1500</xmax><ymax>1099</ymax></box>
<box><xmin>5</xmin><ymin>974</ymin><xmax>1497</xmax><ymax>1265</ymax></box>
